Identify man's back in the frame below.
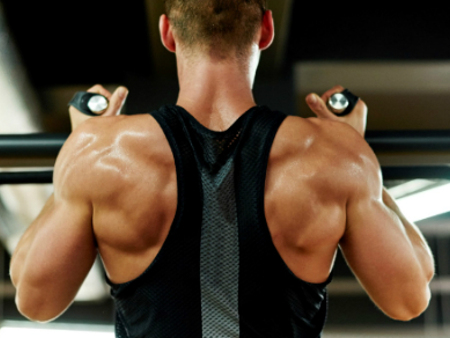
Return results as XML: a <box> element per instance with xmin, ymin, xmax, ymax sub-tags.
<box><xmin>73</xmin><ymin>104</ymin><xmax>350</xmax><ymax>337</ymax></box>
<box><xmin>69</xmin><ymin>107</ymin><xmax>355</xmax><ymax>288</ymax></box>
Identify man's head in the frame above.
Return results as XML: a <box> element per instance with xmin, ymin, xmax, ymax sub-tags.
<box><xmin>161</xmin><ymin>0</ymin><xmax>272</xmax><ymax>60</ymax></box>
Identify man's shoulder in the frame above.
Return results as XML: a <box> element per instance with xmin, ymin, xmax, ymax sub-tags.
<box><xmin>69</xmin><ymin>113</ymin><xmax>168</xmax><ymax>151</ymax></box>
<box><xmin>54</xmin><ymin>113</ymin><xmax>172</xmax><ymax>197</ymax></box>
<box><xmin>277</xmin><ymin>116</ymin><xmax>365</xmax><ymax>153</ymax></box>
<box><xmin>275</xmin><ymin>116</ymin><xmax>379</xmax><ymax>179</ymax></box>
<box><xmin>78</xmin><ymin>113</ymin><xmax>160</xmax><ymax>136</ymax></box>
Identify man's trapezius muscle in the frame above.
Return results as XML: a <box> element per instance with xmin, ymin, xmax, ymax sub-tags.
<box><xmin>10</xmin><ymin>0</ymin><xmax>434</xmax><ymax>334</ymax></box>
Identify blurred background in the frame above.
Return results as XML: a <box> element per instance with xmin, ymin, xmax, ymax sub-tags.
<box><xmin>0</xmin><ymin>0</ymin><xmax>450</xmax><ymax>337</ymax></box>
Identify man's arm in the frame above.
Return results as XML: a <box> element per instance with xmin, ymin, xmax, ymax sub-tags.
<box><xmin>381</xmin><ymin>187</ymin><xmax>435</xmax><ymax>288</ymax></box>
<box><xmin>10</xmin><ymin>84</ymin><xmax>129</xmax><ymax>322</ymax></box>
<box><xmin>340</xmin><ymin>146</ymin><xmax>434</xmax><ymax>320</ymax></box>
<box><xmin>10</xmin><ymin>129</ymin><xmax>97</xmax><ymax>322</ymax></box>
<box><xmin>306</xmin><ymin>86</ymin><xmax>435</xmax><ymax>321</ymax></box>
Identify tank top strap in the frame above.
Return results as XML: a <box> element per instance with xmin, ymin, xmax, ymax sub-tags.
<box><xmin>235</xmin><ymin>106</ymin><xmax>287</xmax><ymax>229</ymax></box>
<box><xmin>150</xmin><ymin>105</ymin><xmax>203</xmax><ymax>233</ymax></box>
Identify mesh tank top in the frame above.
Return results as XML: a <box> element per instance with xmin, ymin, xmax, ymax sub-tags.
<box><xmin>107</xmin><ymin>105</ymin><xmax>332</xmax><ymax>338</ymax></box>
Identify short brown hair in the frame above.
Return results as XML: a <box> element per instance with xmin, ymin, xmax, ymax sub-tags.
<box><xmin>164</xmin><ymin>0</ymin><xmax>267</xmax><ymax>58</ymax></box>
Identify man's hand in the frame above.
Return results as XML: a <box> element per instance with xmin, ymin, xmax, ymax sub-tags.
<box><xmin>69</xmin><ymin>84</ymin><xmax>129</xmax><ymax>131</ymax></box>
<box><xmin>306</xmin><ymin>86</ymin><xmax>434</xmax><ymax>320</ymax></box>
<box><xmin>305</xmin><ymin>85</ymin><xmax>367</xmax><ymax>137</ymax></box>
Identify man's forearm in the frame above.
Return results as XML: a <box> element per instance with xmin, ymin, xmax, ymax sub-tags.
<box><xmin>382</xmin><ymin>188</ymin><xmax>435</xmax><ymax>282</ymax></box>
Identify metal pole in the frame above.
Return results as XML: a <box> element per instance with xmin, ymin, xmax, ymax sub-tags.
<box><xmin>0</xmin><ymin>132</ymin><xmax>450</xmax><ymax>184</ymax></box>
<box><xmin>0</xmin><ymin>171</ymin><xmax>53</xmax><ymax>185</ymax></box>
<box><xmin>0</xmin><ymin>134</ymin><xmax>66</xmax><ymax>158</ymax></box>
<box><xmin>381</xmin><ymin>166</ymin><xmax>450</xmax><ymax>180</ymax></box>
<box><xmin>366</xmin><ymin>130</ymin><xmax>450</xmax><ymax>152</ymax></box>
<box><xmin>1</xmin><ymin>131</ymin><xmax>450</xmax><ymax>159</ymax></box>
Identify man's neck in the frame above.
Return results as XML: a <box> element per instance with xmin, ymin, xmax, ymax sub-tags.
<box><xmin>176</xmin><ymin>53</ymin><xmax>258</xmax><ymax>131</ymax></box>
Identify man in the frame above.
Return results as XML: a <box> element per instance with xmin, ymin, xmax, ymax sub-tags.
<box><xmin>10</xmin><ymin>0</ymin><xmax>434</xmax><ymax>337</ymax></box>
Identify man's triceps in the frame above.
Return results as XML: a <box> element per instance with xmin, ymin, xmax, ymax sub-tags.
<box><xmin>341</xmin><ymin>164</ymin><xmax>433</xmax><ymax>320</ymax></box>
<box><xmin>11</xmin><ymin>135</ymin><xmax>98</xmax><ymax>322</ymax></box>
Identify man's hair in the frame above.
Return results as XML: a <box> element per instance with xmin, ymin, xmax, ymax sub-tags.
<box><xmin>164</xmin><ymin>0</ymin><xmax>267</xmax><ymax>59</ymax></box>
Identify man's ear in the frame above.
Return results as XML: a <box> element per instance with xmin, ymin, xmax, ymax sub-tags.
<box><xmin>159</xmin><ymin>14</ymin><xmax>176</xmax><ymax>53</ymax></box>
<box><xmin>259</xmin><ymin>10</ymin><xmax>275</xmax><ymax>51</ymax></box>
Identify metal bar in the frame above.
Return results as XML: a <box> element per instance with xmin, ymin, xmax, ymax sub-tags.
<box><xmin>382</xmin><ymin>166</ymin><xmax>450</xmax><ymax>180</ymax></box>
<box><xmin>1</xmin><ymin>131</ymin><xmax>450</xmax><ymax>160</ymax></box>
<box><xmin>0</xmin><ymin>171</ymin><xmax>53</xmax><ymax>185</ymax></box>
<box><xmin>366</xmin><ymin>130</ymin><xmax>450</xmax><ymax>152</ymax></box>
<box><xmin>0</xmin><ymin>166</ymin><xmax>449</xmax><ymax>185</ymax></box>
<box><xmin>0</xmin><ymin>134</ymin><xmax>66</xmax><ymax>158</ymax></box>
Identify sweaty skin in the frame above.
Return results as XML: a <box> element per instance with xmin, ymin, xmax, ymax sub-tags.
<box><xmin>11</xmin><ymin>10</ymin><xmax>434</xmax><ymax>324</ymax></box>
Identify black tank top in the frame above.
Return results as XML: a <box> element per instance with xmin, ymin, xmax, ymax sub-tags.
<box><xmin>107</xmin><ymin>105</ymin><xmax>332</xmax><ymax>338</ymax></box>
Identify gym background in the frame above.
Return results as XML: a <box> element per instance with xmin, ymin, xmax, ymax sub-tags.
<box><xmin>0</xmin><ymin>1</ymin><xmax>450</xmax><ymax>337</ymax></box>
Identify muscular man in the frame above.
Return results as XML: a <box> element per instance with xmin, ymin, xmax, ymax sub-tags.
<box><xmin>10</xmin><ymin>0</ymin><xmax>434</xmax><ymax>337</ymax></box>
